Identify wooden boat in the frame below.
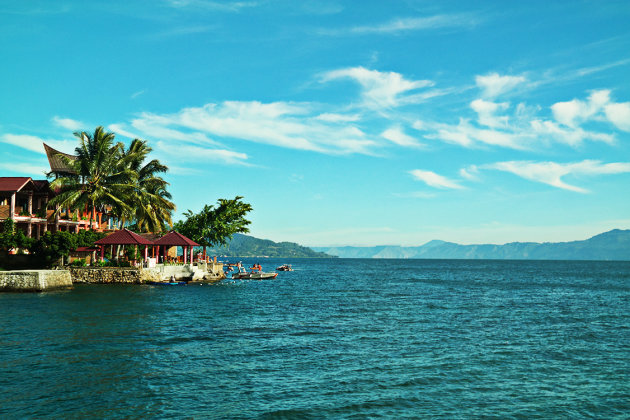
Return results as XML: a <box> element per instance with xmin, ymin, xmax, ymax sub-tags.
<box><xmin>231</xmin><ymin>266</ymin><xmax>278</xmax><ymax>280</ymax></box>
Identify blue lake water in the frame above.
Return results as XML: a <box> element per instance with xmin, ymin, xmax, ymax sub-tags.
<box><xmin>1</xmin><ymin>258</ymin><xmax>629</xmax><ymax>418</ymax></box>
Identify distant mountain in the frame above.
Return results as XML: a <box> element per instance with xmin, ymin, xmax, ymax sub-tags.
<box><xmin>312</xmin><ymin>229</ymin><xmax>630</xmax><ymax>260</ymax></box>
<box><xmin>206</xmin><ymin>234</ymin><xmax>334</xmax><ymax>258</ymax></box>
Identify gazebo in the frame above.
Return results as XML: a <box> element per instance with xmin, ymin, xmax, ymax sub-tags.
<box><xmin>153</xmin><ymin>231</ymin><xmax>199</xmax><ymax>264</ymax></box>
<box><xmin>95</xmin><ymin>228</ymin><xmax>154</xmax><ymax>262</ymax></box>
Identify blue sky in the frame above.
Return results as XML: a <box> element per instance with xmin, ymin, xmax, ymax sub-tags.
<box><xmin>1</xmin><ymin>0</ymin><xmax>630</xmax><ymax>246</ymax></box>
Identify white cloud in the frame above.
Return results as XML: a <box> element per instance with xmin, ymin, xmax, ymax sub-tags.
<box><xmin>459</xmin><ymin>165</ymin><xmax>480</xmax><ymax>181</ymax></box>
<box><xmin>409</xmin><ymin>169</ymin><xmax>464</xmax><ymax>190</ymax></box>
<box><xmin>475</xmin><ymin>73</ymin><xmax>526</xmax><ymax>98</ymax></box>
<box><xmin>314</xmin><ymin>113</ymin><xmax>360</xmax><ymax>122</ymax></box>
<box><xmin>346</xmin><ymin>14</ymin><xmax>479</xmax><ymax>35</ymax></box>
<box><xmin>165</xmin><ymin>0</ymin><xmax>257</xmax><ymax>12</ymax></box>
<box><xmin>470</xmin><ymin>99</ymin><xmax>509</xmax><ymax>128</ymax></box>
<box><xmin>131</xmin><ymin>100</ymin><xmax>376</xmax><ymax>155</ymax></box>
<box><xmin>551</xmin><ymin>90</ymin><xmax>610</xmax><ymax>127</ymax></box>
<box><xmin>321</xmin><ymin>66</ymin><xmax>433</xmax><ymax>109</ymax></box>
<box><xmin>530</xmin><ymin>119</ymin><xmax>614</xmax><ymax>147</ymax></box>
<box><xmin>0</xmin><ymin>162</ymin><xmax>48</xmax><ymax>175</ymax></box>
<box><xmin>52</xmin><ymin>116</ymin><xmax>85</xmax><ymax>131</ymax></box>
<box><xmin>604</xmin><ymin>102</ymin><xmax>630</xmax><ymax>132</ymax></box>
<box><xmin>418</xmin><ymin>118</ymin><xmax>526</xmax><ymax>150</ymax></box>
<box><xmin>484</xmin><ymin>160</ymin><xmax>630</xmax><ymax>193</ymax></box>
<box><xmin>154</xmin><ymin>141</ymin><xmax>249</xmax><ymax>166</ymax></box>
<box><xmin>108</xmin><ymin>123</ymin><xmax>140</xmax><ymax>139</ymax></box>
<box><xmin>1</xmin><ymin>133</ymin><xmax>75</xmax><ymax>155</ymax></box>
<box><xmin>381</xmin><ymin>127</ymin><xmax>423</xmax><ymax>147</ymax></box>
<box><xmin>131</xmin><ymin>90</ymin><xmax>146</xmax><ymax>99</ymax></box>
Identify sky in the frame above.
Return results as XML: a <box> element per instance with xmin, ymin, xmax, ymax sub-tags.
<box><xmin>1</xmin><ymin>0</ymin><xmax>630</xmax><ymax>246</ymax></box>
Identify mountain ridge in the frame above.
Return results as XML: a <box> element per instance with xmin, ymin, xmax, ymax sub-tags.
<box><xmin>205</xmin><ymin>233</ymin><xmax>334</xmax><ymax>258</ymax></box>
<box><xmin>311</xmin><ymin>229</ymin><xmax>630</xmax><ymax>260</ymax></box>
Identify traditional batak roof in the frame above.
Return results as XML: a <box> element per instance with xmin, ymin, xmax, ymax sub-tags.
<box><xmin>44</xmin><ymin>143</ymin><xmax>76</xmax><ymax>174</ymax></box>
<box><xmin>95</xmin><ymin>228</ymin><xmax>154</xmax><ymax>245</ymax></box>
<box><xmin>153</xmin><ymin>231</ymin><xmax>199</xmax><ymax>247</ymax></box>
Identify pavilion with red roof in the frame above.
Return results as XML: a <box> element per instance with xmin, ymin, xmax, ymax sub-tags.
<box><xmin>153</xmin><ymin>231</ymin><xmax>199</xmax><ymax>264</ymax></box>
<box><xmin>95</xmin><ymin>228</ymin><xmax>154</xmax><ymax>262</ymax></box>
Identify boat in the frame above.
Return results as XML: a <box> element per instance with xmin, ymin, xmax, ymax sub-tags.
<box><xmin>147</xmin><ymin>281</ymin><xmax>187</xmax><ymax>286</ymax></box>
<box><xmin>231</xmin><ymin>266</ymin><xmax>278</xmax><ymax>280</ymax></box>
<box><xmin>276</xmin><ymin>264</ymin><xmax>293</xmax><ymax>271</ymax></box>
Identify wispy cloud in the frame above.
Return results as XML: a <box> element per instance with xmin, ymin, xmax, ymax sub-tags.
<box><xmin>130</xmin><ymin>100</ymin><xmax>377</xmax><ymax>155</ymax></box>
<box><xmin>412</xmin><ymin>77</ymin><xmax>625</xmax><ymax>150</ymax></box>
<box><xmin>0</xmin><ymin>133</ymin><xmax>75</xmax><ymax>155</ymax></box>
<box><xmin>324</xmin><ymin>13</ymin><xmax>480</xmax><ymax>36</ymax></box>
<box><xmin>131</xmin><ymin>90</ymin><xmax>146</xmax><ymax>99</ymax></box>
<box><xmin>483</xmin><ymin>160</ymin><xmax>630</xmax><ymax>193</ymax></box>
<box><xmin>409</xmin><ymin>169</ymin><xmax>464</xmax><ymax>190</ymax></box>
<box><xmin>0</xmin><ymin>162</ymin><xmax>48</xmax><ymax>175</ymax></box>
<box><xmin>475</xmin><ymin>73</ymin><xmax>526</xmax><ymax>98</ymax></box>
<box><xmin>381</xmin><ymin>126</ymin><xmax>423</xmax><ymax>147</ymax></box>
<box><xmin>321</xmin><ymin>66</ymin><xmax>433</xmax><ymax>109</ymax></box>
<box><xmin>52</xmin><ymin>116</ymin><xmax>85</xmax><ymax>131</ymax></box>
<box><xmin>147</xmin><ymin>25</ymin><xmax>215</xmax><ymax>40</ymax></box>
<box><xmin>154</xmin><ymin>141</ymin><xmax>250</xmax><ymax>166</ymax></box>
<box><xmin>164</xmin><ymin>0</ymin><xmax>257</xmax><ymax>12</ymax></box>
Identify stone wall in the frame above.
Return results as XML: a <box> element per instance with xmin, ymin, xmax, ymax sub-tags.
<box><xmin>0</xmin><ymin>270</ymin><xmax>72</xmax><ymax>292</ymax></box>
<box><xmin>70</xmin><ymin>267</ymin><xmax>141</xmax><ymax>284</ymax></box>
<box><xmin>69</xmin><ymin>267</ymin><xmax>162</xmax><ymax>284</ymax></box>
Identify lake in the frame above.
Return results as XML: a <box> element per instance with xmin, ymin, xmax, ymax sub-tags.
<box><xmin>1</xmin><ymin>258</ymin><xmax>629</xmax><ymax>418</ymax></box>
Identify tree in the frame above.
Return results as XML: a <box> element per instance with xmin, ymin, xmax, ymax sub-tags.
<box><xmin>31</xmin><ymin>231</ymin><xmax>77</xmax><ymax>266</ymax></box>
<box><xmin>48</xmin><ymin>126</ymin><xmax>135</xmax><ymax>230</ymax></box>
<box><xmin>48</xmin><ymin>127</ymin><xmax>175</xmax><ymax>233</ymax></box>
<box><xmin>0</xmin><ymin>218</ymin><xmax>16</xmax><ymax>252</ymax></box>
<box><xmin>120</xmin><ymin>139</ymin><xmax>175</xmax><ymax>233</ymax></box>
<box><xmin>174</xmin><ymin>196</ymin><xmax>253</xmax><ymax>258</ymax></box>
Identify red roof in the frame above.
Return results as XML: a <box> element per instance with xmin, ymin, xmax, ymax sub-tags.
<box><xmin>74</xmin><ymin>246</ymin><xmax>99</xmax><ymax>252</ymax></box>
<box><xmin>95</xmin><ymin>228</ymin><xmax>154</xmax><ymax>245</ymax></box>
<box><xmin>154</xmin><ymin>231</ymin><xmax>199</xmax><ymax>247</ymax></box>
<box><xmin>0</xmin><ymin>177</ymin><xmax>33</xmax><ymax>192</ymax></box>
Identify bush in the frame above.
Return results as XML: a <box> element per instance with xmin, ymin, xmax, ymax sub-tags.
<box><xmin>71</xmin><ymin>258</ymin><xmax>86</xmax><ymax>267</ymax></box>
<box><xmin>31</xmin><ymin>231</ymin><xmax>77</xmax><ymax>266</ymax></box>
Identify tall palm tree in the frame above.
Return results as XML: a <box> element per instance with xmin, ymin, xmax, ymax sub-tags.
<box><xmin>121</xmin><ymin>139</ymin><xmax>175</xmax><ymax>233</ymax></box>
<box><xmin>49</xmin><ymin>126</ymin><xmax>135</xmax><ymax>230</ymax></box>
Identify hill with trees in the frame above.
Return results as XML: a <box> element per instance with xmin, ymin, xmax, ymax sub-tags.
<box><xmin>205</xmin><ymin>234</ymin><xmax>333</xmax><ymax>258</ymax></box>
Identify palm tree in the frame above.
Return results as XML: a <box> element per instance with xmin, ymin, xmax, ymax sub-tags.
<box><xmin>49</xmin><ymin>126</ymin><xmax>135</xmax><ymax>230</ymax></box>
<box><xmin>121</xmin><ymin>139</ymin><xmax>175</xmax><ymax>233</ymax></box>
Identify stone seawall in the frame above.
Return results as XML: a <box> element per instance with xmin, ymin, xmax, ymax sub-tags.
<box><xmin>69</xmin><ymin>267</ymin><xmax>160</xmax><ymax>284</ymax></box>
<box><xmin>0</xmin><ymin>270</ymin><xmax>72</xmax><ymax>292</ymax></box>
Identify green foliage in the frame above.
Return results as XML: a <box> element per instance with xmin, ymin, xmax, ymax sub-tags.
<box><xmin>0</xmin><ymin>219</ymin><xmax>16</xmax><ymax>251</ymax></box>
<box><xmin>48</xmin><ymin>126</ymin><xmax>175</xmax><ymax>233</ymax></box>
<box><xmin>124</xmin><ymin>246</ymin><xmax>141</xmax><ymax>261</ymax></box>
<box><xmin>206</xmin><ymin>233</ymin><xmax>333</xmax><ymax>258</ymax></box>
<box><xmin>174</xmin><ymin>196</ymin><xmax>253</xmax><ymax>248</ymax></box>
<box><xmin>31</xmin><ymin>231</ymin><xmax>77</xmax><ymax>266</ymax></box>
<box><xmin>75</xmin><ymin>229</ymin><xmax>106</xmax><ymax>247</ymax></box>
<box><xmin>71</xmin><ymin>258</ymin><xmax>86</xmax><ymax>267</ymax></box>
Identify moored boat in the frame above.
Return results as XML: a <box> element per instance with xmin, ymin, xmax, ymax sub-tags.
<box><xmin>231</xmin><ymin>265</ymin><xmax>278</xmax><ymax>280</ymax></box>
<box><xmin>276</xmin><ymin>264</ymin><xmax>293</xmax><ymax>271</ymax></box>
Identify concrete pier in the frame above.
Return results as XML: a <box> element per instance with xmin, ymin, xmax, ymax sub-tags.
<box><xmin>0</xmin><ymin>270</ymin><xmax>72</xmax><ymax>292</ymax></box>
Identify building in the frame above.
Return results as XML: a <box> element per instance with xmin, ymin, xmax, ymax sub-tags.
<box><xmin>0</xmin><ymin>143</ymin><xmax>113</xmax><ymax>238</ymax></box>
